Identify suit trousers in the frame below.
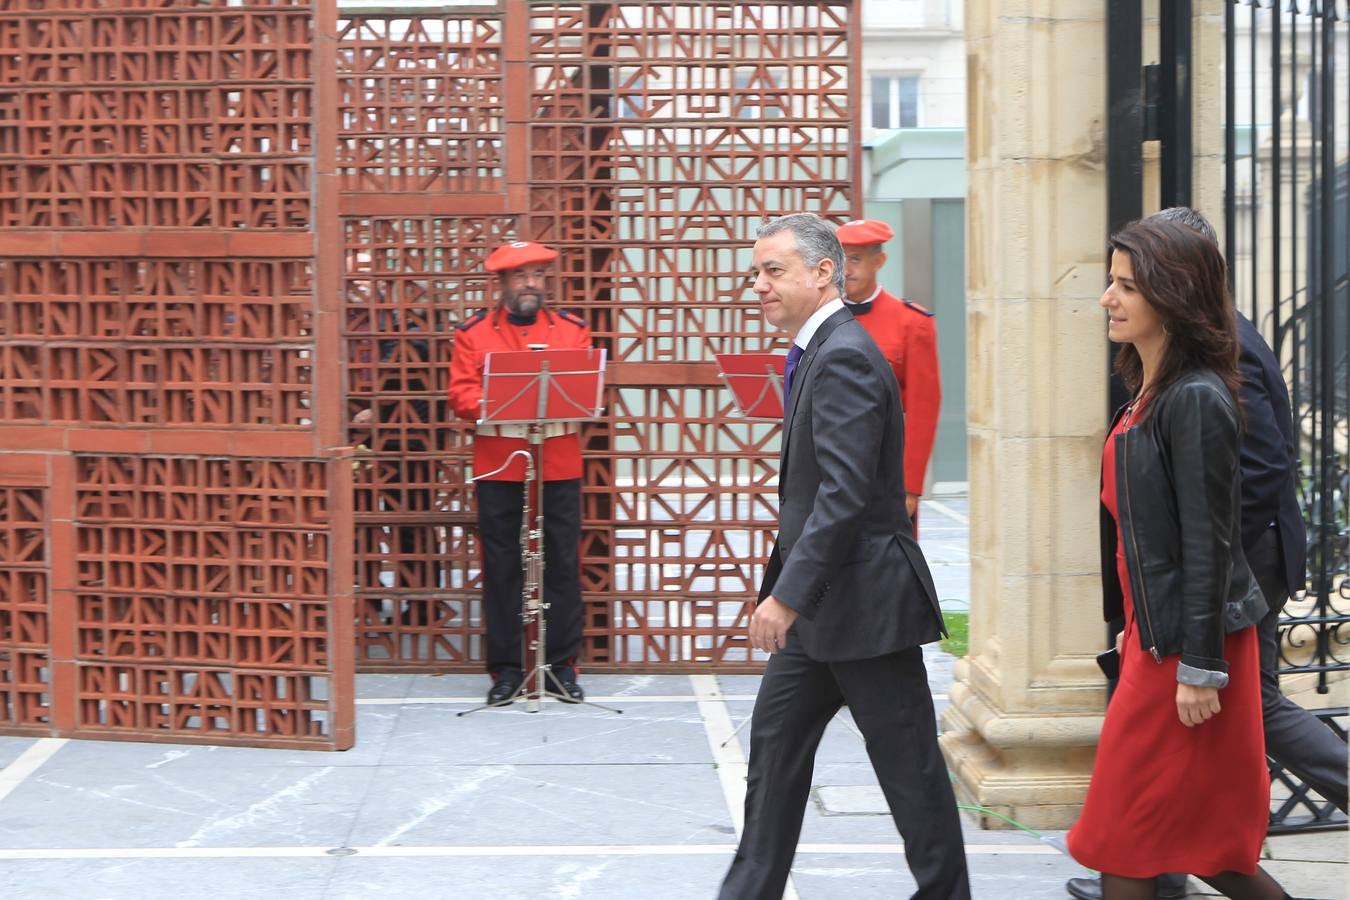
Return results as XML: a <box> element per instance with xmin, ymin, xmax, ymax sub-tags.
<box><xmin>718</xmin><ymin>633</ymin><xmax>971</xmax><ymax>900</ymax></box>
<box><xmin>476</xmin><ymin>478</ymin><xmax>583</xmax><ymax>676</ymax></box>
<box><xmin>1249</xmin><ymin>528</ymin><xmax>1348</xmax><ymax>813</ymax></box>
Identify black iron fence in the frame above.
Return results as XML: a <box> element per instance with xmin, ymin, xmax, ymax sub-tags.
<box><xmin>1225</xmin><ymin>0</ymin><xmax>1349</xmax><ymax>832</ymax></box>
<box><xmin>1109</xmin><ymin>0</ymin><xmax>1349</xmax><ymax>833</ymax></box>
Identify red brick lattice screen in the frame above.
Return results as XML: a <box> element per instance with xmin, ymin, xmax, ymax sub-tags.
<box><xmin>0</xmin><ymin>0</ymin><xmax>857</xmax><ymax>746</ymax></box>
<box><xmin>0</xmin><ymin>0</ymin><xmax>353</xmax><ymax>750</ymax></box>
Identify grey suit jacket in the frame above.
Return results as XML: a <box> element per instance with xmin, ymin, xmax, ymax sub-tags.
<box><xmin>760</xmin><ymin>306</ymin><xmax>946</xmax><ymax>661</ymax></box>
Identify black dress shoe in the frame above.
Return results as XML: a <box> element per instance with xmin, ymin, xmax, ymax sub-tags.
<box><xmin>545</xmin><ymin>670</ymin><xmax>584</xmax><ymax>703</ymax></box>
<box><xmin>1065</xmin><ymin>874</ymin><xmax>1187</xmax><ymax>900</ymax></box>
<box><xmin>486</xmin><ymin>673</ymin><xmax>522</xmax><ymax>706</ymax></box>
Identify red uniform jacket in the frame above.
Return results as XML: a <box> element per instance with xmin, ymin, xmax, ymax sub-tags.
<box><xmin>448</xmin><ymin>306</ymin><xmax>592</xmax><ymax>482</ymax></box>
<box><xmin>849</xmin><ymin>289</ymin><xmax>941</xmax><ymax>496</ymax></box>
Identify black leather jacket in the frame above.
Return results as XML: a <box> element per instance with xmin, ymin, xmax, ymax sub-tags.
<box><xmin>1100</xmin><ymin>369</ymin><xmax>1267</xmax><ymax>688</ymax></box>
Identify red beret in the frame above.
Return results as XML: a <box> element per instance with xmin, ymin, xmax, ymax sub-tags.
<box><xmin>484</xmin><ymin>241</ymin><xmax>559</xmax><ymax>273</ymax></box>
<box><xmin>835</xmin><ymin>219</ymin><xmax>894</xmax><ymax>246</ymax></box>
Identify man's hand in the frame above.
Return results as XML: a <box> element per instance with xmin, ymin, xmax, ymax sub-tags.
<box><xmin>1176</xmin><ymin>683</ymin><xmax>1221</xmax><ymax>727</ymax></box>
<box><xmin>749</xmin><ymin>596</ymin><xmax>798</xmax><ymax>654</ymax></box>
<box><xmin>906</xmin><ymin>493</ymin><xmax>920</xmax><ymax>518</ymax></box>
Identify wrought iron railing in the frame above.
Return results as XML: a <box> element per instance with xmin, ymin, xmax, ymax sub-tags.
<box><xmin>1108</xmin><ymin>0</ymin><xmax>1348</xmax><ymax>832</ymax></box>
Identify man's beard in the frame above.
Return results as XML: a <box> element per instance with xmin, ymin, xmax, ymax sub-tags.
<box><xmin>503</xmin><ymin>288</ymin><xmax>544</xmax><ymax>317</ymax></box>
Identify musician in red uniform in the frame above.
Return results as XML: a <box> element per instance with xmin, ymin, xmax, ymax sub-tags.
<box><xmin>835</xmin><ymin>219</ymin><xmax>942</xmax><ymax>531</ymax></box>
<box><xmin>449</xmin><ymin>241</ymin><xmax>592</xmax><ymax>706</ymax></box>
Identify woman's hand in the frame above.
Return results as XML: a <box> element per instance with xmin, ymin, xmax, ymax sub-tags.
<box><xmin>1176</xmin><ymin>683</ymin><xmax>1221</xmax><ymax>727</ymax></box>
<box><xmin>1114</xmin><ymin>631</ymin><xmax>1123</xmax><ymax>654</ymax></box>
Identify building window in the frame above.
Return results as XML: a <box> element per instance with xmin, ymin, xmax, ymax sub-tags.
<box><xmin>871</xmin><ymin>75</ymin><xmax>919</xmax><ymax>130</ymax></box>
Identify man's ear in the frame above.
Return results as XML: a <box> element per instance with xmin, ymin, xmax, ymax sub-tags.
<box><xmin>875</xmin><ymin>250</ymin><xmax>888</xmax><ymax>269</ymax></box>
<box><xmin>816</xmin><ymin>257</ymin><xmax>836</xmax><ymax>289</ymax></box>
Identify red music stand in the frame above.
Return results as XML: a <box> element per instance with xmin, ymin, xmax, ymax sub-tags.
<box><xmin>716</xmin><ymin>352</ymin><xmax>786</xmax><ymax>419</ymax></box>
<box><xmin>478</xmin><ymin>348</ymin><xmax>607</xmax><ymax>426</ymax></box>
<box><xmin>458</xmin><ymin>347</ymin><xmax>619</xmax><ymax>716</ymax></box>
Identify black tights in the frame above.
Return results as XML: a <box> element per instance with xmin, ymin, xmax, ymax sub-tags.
<box><xmin>1101</xmin><ymin>868</ymin><xmax>1288</xmax><ymax>900</ymax></box>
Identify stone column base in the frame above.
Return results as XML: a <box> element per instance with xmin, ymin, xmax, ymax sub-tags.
<box><xmin>940</xmin><ymin>660</ymin><xmax>1103</xmax><ymax>831</ymax></box>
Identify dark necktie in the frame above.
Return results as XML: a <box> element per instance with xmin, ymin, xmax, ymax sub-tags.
<box><xmin>784</xmin><ymin>344</ymin><xmax>804</xmax><ymax>403</ymax></box>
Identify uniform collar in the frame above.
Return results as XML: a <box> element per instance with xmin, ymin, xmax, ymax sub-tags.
<box><xmin>844</xmin><ymin>285</ymin><xmax>882</xmax><ymax>315</ymax></box>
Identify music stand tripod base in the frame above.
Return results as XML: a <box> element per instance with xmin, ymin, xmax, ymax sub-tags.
<box><xmin>456</xmin><ymin>664</ymin><xmax>624</xmax><ymax>716</ymax></box>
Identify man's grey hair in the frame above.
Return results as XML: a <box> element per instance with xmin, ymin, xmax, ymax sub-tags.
<box><xmin>1148</xmin><ymin>206</ymin><xmax>1218</xmax><ymax>244</ymax></box>
<box><xmin>757</xmin><ymin>213</ymin><xmax>847</xmax><ymax>298</ymax></box>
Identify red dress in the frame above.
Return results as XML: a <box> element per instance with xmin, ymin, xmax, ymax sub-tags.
<box><xmin>1067</xmin><ymin>411</ymin><xmax>1268</xmax><ymax>877</ymax></box>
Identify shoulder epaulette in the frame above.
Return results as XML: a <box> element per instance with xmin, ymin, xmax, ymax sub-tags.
<box><xmin>901</xmin><ymin>298</ymin><xmax>935</xmax><ymax>318</ymax></box>
<box><xmin>556</xmin><ymin>309</ymin><xmax>587</xmax><ymax>328</ymax></box>
<box><xmin>456</xmin><ymin>310</ymin><xmax>488</xmax><ymax>331</ymax></box>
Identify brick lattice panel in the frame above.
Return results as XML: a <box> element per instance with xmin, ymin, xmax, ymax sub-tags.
<box><xmin>335</xmin><ymin>13</ymin><xmax>503</xmax><ymax>194</ymax></box>
<box><xmin>72</xmin><ymin>455</ymin><xmax>335</xmax><ymax>743</ymax></box>
<box><xmin>0</xmin><ymin>0</ymin><xmax>352</xmax><ymax>749</ymax></box>
<box><xmin>0</xmin><ymin>258</ymin><xmax>315</xmax><ymax>427</ymax></box>
<box><xmin>0</xmin><ymin>486</ymin><xmax>51</xmax><ymax>730</ymax></box>
<box><xmin>342</xmin><ymin>1</ymin><xmax>859</xmax><ymax>672</ymax></box>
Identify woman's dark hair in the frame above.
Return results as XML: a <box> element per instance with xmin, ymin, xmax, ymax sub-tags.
<box><xmin>1108</xmin><ymin>218</ymin><xmax>1240</xmax><ymax>412</ymax></box>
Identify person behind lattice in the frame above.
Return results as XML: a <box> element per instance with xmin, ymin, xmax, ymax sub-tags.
<box><xmin>349</xmin><ymin>257</ymin><xmax>442</xmax><ymax>628</ymax></box>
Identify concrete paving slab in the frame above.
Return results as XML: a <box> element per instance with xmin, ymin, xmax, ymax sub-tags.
<box><xmin>792</xmin><ymin>849</ymin><xmax>1080</xmax><ymax>900</ymax></box>
<box><xmin>352</xmin><ymin>674</ymin><xmax>416</xmax><ymax>700</ymax></box>
<box><xmin>815</xmin><ymin>784</ymin><xmax>892</xmax><ymax>816</ymax></box>
<box><xmin>382</xmin><ymin>701</ymin><xmax>713</xmax><ymax>767</ymax></box>
<box><xmin>1261</xmin><ymin>833</ymin><xmax>1350</xmax><ymax>900</ymax></box>
<box><xmin>346</xmin><ymin>762</ymin><xmax>732</xmax><ymax>848</ymax></box>
<box><xmin>0</xmin><ymin>761</ymin><xmax>377</xmax><ymax>850</ymax></box>
<box><xmin>322</xmin><ymin>853</ymin><xmax>733</xmax><ymax>900</ymax></box>
<box><xmin>0</xmin><ymin>858</ymin><xmax>336</xmax><ymax>900</ymax></box>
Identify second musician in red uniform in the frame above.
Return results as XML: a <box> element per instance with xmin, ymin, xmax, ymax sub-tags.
<box><xmin>448</xmin><ymin>240</ymin><xmax>591</xmax><ymax>706</ymax></box>
<box><xmin>836</xmin><ymin>219</ymin><xmax>942</xmax><ymax>529</ymax></box>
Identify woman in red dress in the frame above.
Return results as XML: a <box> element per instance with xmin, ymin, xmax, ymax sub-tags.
<box><xmin>1066</xmin><ymin>219</ymin><xmax>1294</xmax><ymax>900</ymax></box>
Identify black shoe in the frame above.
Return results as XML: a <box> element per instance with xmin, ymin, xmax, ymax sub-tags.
<box><xmin>486</xmin><ymin>672</ymin><xmax>522</xmax><ymax>706</ymax></box>
<box><xmin>1065</xmin><ymin>874</ymin><xmax>1187</xmax><ymax>900</ymax></box>
<box><xmin>545</xmin><ymin>667</ymin><xmax>584</xmax><ymax>703</ymax></box>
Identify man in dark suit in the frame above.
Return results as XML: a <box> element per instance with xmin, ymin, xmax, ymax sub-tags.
<box><xmin>718</xmin><ymin>213</ymin><xmax>971</xmax><ymax>900</ymax></box>
<box><xmin>1066</xmin><ymin>207</ymin><xmax>1348</xmax><ymax>900</ymax></box>
<box><xmin>1233</xmin><ymin>309</ymin><xmax>1348</xmax><ymax>817</ymax></box>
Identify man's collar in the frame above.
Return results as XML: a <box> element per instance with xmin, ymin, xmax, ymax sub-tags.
<box><xmin>792</xmin><ymin>297</ymin><xmax>846</xmax><ymax>350</ymax></box>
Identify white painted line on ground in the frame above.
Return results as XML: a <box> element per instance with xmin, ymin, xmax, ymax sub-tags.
<box><xmin>0</xmin><ymin>843</ymin><xmax>1060</xmax><ymax>860</ymax></box>
<box><xmin>357</xmin><ymin>693</ymin><xmax>948</xmax><ymax>706</ymax></box>
<box><xmin>923</xmin><ymin>498</ymin><xmax>969</xmax><ymax>526</ymax></box>
<box><xmin>690</xmin><ymin>674</ymin><xmax>748</xmax><ymax>838</ymax></box>
<box><xmin>0</xmin><ymin>739</ymin><xmax>67</xmax><ymax>806</ymax></box>
<box><xmin>691</xmin><ymin>674</ymin><xmax>803</xmax><ymax>900</ymax></box>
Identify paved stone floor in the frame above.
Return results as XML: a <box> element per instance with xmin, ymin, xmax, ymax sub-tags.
<box><xmin>0</xmin><ymin>498</ymin><xmax>1342</xmax><ymax>899</ymax></box>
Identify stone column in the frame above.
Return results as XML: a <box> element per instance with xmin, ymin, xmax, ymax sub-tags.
<box><xmin>940</xmin><ymin>3</ymin><xmax>1113</xmax><ymax>830</ymax></box>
